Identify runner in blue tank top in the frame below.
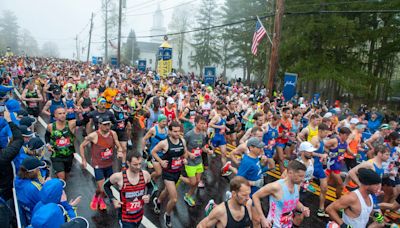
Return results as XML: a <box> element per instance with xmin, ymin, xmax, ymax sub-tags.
<box><xmin>310</xmin><ymin>123</ymin><xmax>330</xmax><ymax>217</ymax></box>
<box><xmin>263</xmin><ymin>117</ymin><xmax>280</xmax><ymax>159</ymax></box>
<box><xmin>324</xmin><ymin>127</ymin><xmax>352</xmax><ymax>199</ymax></box>
<box><xmin>253</xmin><ymin>160</ymin><xmax>310</xmax><ymax>228</ymax></box>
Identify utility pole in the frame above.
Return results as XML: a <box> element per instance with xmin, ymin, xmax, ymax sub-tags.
<box><xmin>104</xmin><ymin>0</ymin><xmax>108</xmax><ymax>63</ymax></box>
<box><xmin>267</xmin><ymin>0</ymin><xmax>284</xmax><ymax>98</ymax></box>
<box><xmin>117</xmin><ymin>0</ymin><xmax>122</xmax><ymax>67</ymax></box>
<box><xmin>75</xmin><ymin>35</ymin><xmax>79</xmax><ymax>60</ymax></box>
<box><xmin>87</xmin><ymin>12</ymin><xmax>94</xmax><ymax>62</ymax></box>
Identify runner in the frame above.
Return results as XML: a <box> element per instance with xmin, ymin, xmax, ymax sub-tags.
<box><xmin>180</xmin><ymin>97</ymin><xmax>198</xmax><ymax>134</ymax></box>
<box><xmin>297</xmin><ymin>114</ymin><xmax>319</xmax><ymax>143</ymax></box>
<box><xmin>326</xmin><ymin>168</ymin><xmax>381</xmax><ymax>228</ymax></box>
<box><xmin>180</xmin><ymin>115</ymin><xmax>212</xmax><ymax>206</ymax></box>
<box><xmin>309</xmin><ymin>123</ymin><xmax>330</xmax><ymax>217</ymax></box>
<box><xmin>86</xmin><ymin>98</ymin><xmax>116</xmax><ymax>133</ymax></box>
<box><xmin>275</xmin><ymin>107</ymin><xmax>293</xmax><ymax>172</ymax></box>
<box><xmin>45</xmin><ymin>107</ymin><xmax>78</xmax><ymax>180</ymax></box>
<box><xmin>21</xmin><ymin>80</ymin><xmax>42</xmax><ymax>117</ymax></box>
<box><xmin>324</xmin><ymin>127</ymin><xmax>352</xmax><ymax>198</ymax></box>
<box><xmin>151</xmin><ymin>121</ymin><xmax>188</xmax><ymax>228</ymax></box>
<box><xmin>80</xmin><ymin>116</ymin><xmax>124</xmax><ymax>211</ymax></box>
<box><xmin>226</xmin><ymin>100</ymin><xmax>239</xmax><ymax>146</ymax></box>
<box><xmin>197</xmin><ymin>176</ymin><xmax>252</xmax><ymax>228</ymax></box>
<box><xmin>110</xmin><ymin>95</ymin><xmax>130</xmax><ymax>166</ymax></box>
<box><xmin>345</xmin><ymin>122</ymin><xmax>366</xmax><ymax>170</ymax></box>
<box><xmin>252</xmin><ymin>160</ymin><xmax>310</xmax><ymax>228</ymax></box>
<box><xmin>42</xmin><ymin>88</ymin><xmax>66</xmax><ymax>123</ymax></box>
<box><xmin>164</xmin><ymin>97</ymin><xmax>177</xmax><ymax>125</ymax></box>
<box><xmin>103</xmin><ymin>151</ymin><xmax>152</xmax><ymax>228</ymax></box>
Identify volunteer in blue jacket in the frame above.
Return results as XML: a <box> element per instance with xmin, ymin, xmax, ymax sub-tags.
<box><xmin>15</xmin><ymin>156</ymin><xmax>46</xmax><ymax>225</ymax></box>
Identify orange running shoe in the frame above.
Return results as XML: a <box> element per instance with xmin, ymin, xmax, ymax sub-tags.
<box><xmin>90</xmin><ymin>194</ymin><xmax>99</xmax><ymax>210</ymax></box>
<box><xmin>98</xmin><ymin>197</ymin><xmax>107</xmax><ymax>210</ymax></box>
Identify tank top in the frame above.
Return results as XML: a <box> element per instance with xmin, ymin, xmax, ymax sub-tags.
<box><xmin>88</xmin><ymin>89</ymin><xmax>98</xmax><ymax>102</ymax></box>
<box><xmin>162</xmin><ymin>137</ymin><xmax>185</xmax><ymax>173</ymax></box>
<box><xmin>342</xmin><ymin>189</ymin><xmax>373</xmax><ymax>228</ymax></box>
<box><xmin>91</xmin><ymin>131</ymin><xmax>115</xmax><ymax>168</ymax></box>
<box><xmin>291</xmin><ymin>120</ymin><xmax>301</xmax><ymax>133</ymax></box>
<box><xmin>183</xmin><ymin>107</ymin><xmax>197</xmax><ymax>130</ymax></box>
<box><xmin>224</xmin><ymin>201</ymin><xmax>251</xmax><ymax>228</ymax></box>
<box><xmin>215</xmin><ymin>118</ymin><xmax>227</xmax><ymax>135</ymax></box>
<box><xmin>313</xmin><ymin>140</ymin><xmax>325</xmax><ymax>167</ymax></box>
<box><xmin>112</xmin><ymin>105</ymin><xmax>126</xmax><ymax>131</ymax></box>
<box><xmin>346</xmin><ymin>132</ymin><xmax>361</xmax><ymax>159</ymax></box>
<box><xmin>296</xmin><ymin>158</ymin><xmax>314</xmax><ymax>182</ymax></box>
<box><xmin>368</xmin><ymin>159</ymin><xmax>384</xmax><ymax>178</ymax></box>
<box><xmin>81</xmin><ymin>97</ymin><xmax>92</xmax><ymax>110</ymax></box>
<box><xmin>50</xmin><ymin>122</ymin><xmax>74</xmax><ymax>158</ymax></box>
<box><xmin>26</xmin><ymin>89</ymin><xmax>39</xmax><ymax>109</ymax></box>
<box><xmin>120</xmin><ymin>170</ymin><xmax>146</xmax><ymax>224</ymax></box>
<box><xmin>263</xmin><ymin>124</ymin><xmax>278</xmax><ymax>148</ymax></box>
<box><xmin>267</xmin><ymin>179</ymin><xmax>299</xmax><ymax>228</ymax></box>
<box><xmin>65</xmin><ymin>98</ymin><xmax>76</xmax><ymax>119</ymax></box>
<box><xmin>146</xmin><ymin>109</ymin><xmax>161</xmax><ymax>130</ymax></box>
<box><xmin>49</xmin><ymin>99</ymin><xmax>65</xmax><ymax>122</ymax></box>
<box><xmin>164</xmin><ymin>107</ymin><xmax>176</xmax><ymax>124</ymax></box>
<box><xmin>149</xmin><ymin>125</ymin><xmax>168</xmax><ymax>153</ymax></box>
<box><xmin>307</xmin><ymin>125</ymin><xmax>318</xmax><ymax>142</ymax></box>
<box><xmin>329</xmin><ymin>137</ymin><xmax>347</xmax><ymax>158</ymax></box>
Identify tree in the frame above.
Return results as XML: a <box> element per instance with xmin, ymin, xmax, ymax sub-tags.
<box><xmin>0</xmin><ymin>10</ymin><xmax>19</xmax><ymax>54</ymax></box>
<box><xmin>41</xmin><ymin>41</ymin><xmax>59</xmax><ymax>58</ymax></box>
<box><xmin>121</xmin><ymin>29</ymin><xmax>140</xmax><ymax>65</ymax></box>
<box><xmin>191</xmin><ymin>0</ymin><xmax>221</xmax><ymax>76</ymax></box>
<box><xmin>20</xmin><ymin>29</ymin><xmax>39</xmax><ymax>56</ymax></box>
<box><xmin>169</xmin><ymin>6</ymin><xmax>191</xmax><ymax>72</ymax></box>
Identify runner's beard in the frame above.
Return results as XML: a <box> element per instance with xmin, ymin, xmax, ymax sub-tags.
<box><xmin>130</xmin><ymin>167</ymin><xmax>141</xmax><ymax>173</ymax></box>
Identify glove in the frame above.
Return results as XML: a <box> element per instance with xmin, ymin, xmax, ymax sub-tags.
<box><xmin>373</xmin><ymin>212</ymin><xmax>383</xmax><ymax>223</ymax></box>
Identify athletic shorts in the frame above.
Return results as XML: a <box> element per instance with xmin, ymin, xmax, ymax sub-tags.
<box><xmin>382</xmin><ymin>177</ymin><xmax>400</xmax><ymax>187</ymax></box>
<box><xmin>117</xmin><ymin>131</ymin><xmax>129</xmax><ymax>142</ymax></box>
<box><xmin>276</xmin><ymin>143</ymin><xmax>286</xmax><ymax>149</ymax></box>
<box><xmin>225</xmin><ymin>125</ymin><xmax>236</xmax><ymax>135</ymax></box>
<box><xmin>313</xmin><ymin>166</ymin><xmax>327</xmax><ymax>179</ymax></box>
<box><xmin>27</xmin><ymin>107</ymin><xmax>40</xmax><ymax>117</ymax></box>
<box><xmin>119</xmin><ymin>220</ymin><xmax>141</xmax><ymax>228</ymax></box>
<box><xmin>185</xmin><ymin>163</ymin><xmax>204</xmax><ymax>177</ymax></box>
<box><xmin>162</xmin><ymin>171</ymin><xmax>181</xmax><ymax>183</ymax></box>
<box><xmin>51</xmin><ymin>155</ymin><xmax>74</xmax><ymax>174</ymax></box>
<box><xmin>201</xmin><ymin>151</ymin><xmax>209</xmax><ymax>167</ymax></box>
<box><xmin>264</xmin><ymin>148</ymin><xmax>275</xmax><ymax>158</ymax></box>
<box><xmin>211</xmin><ymin>134</ymin><xmax>226</xmax><ymax>147</ymax></box>
<box><xmin>94</xmin><ymin>166</ymin><xmax>113</xmax><ymax>181</ymax></box>
<box><xmin>325</xmin><ymin>169</ymin><xmax>341</xmax><ymax>175</ymax></box>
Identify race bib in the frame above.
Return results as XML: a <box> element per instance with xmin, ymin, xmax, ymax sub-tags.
<box><xmin>67</xmin><ymin>108</ymin><xmax>74</xmax><ymax>113</ymax></box>
<box><xmin>171</xmin><ymin>157</ymin><xmax>183</xmax><ymax>170</ymax></box>
<box><xmin>101</xmin><ymin>148</ymin><xmax>113</xmax><ymax>160</ymax></box>
<box><xmin>56</xmin><ymin>137</ymin><xmax>71</xmax><ymax>148</ymax></box>
<box><xmin>126</xmin><ymin>198</ymin><xmax>143</xmax><ymax>214</ymax></box>
<box><xmin>28</xmin><ymin>102</ymin><xmax>37</xmax><ymax>108</ymax></box>
<box><xmin>280</xmin><ymin>211</ymin><xmax>293</xmax><ymax>227</ymax></box>
<box><xmin>192</xmin><ymin>148</ymin><xmax>202</xmax><ymax>157</ymax></box>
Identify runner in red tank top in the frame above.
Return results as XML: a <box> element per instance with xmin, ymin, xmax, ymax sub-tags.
<box><xmin>103</xmin><ymin>151</ymin><xmax>151</xmax><ymax>227</ymax></box>
<box><xmin>80</xmin><ymin>116</ymin><xmax>123</xmax><ymax>211</ymax></box>
<box><xmin>164</xmin><ymin>97</ymin><xmax>177</xmax><ymax>125</ymax></box>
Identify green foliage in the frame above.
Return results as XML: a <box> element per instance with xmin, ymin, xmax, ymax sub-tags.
<box><xmin>0</xmin><ymin>10</ymin><xmax>19</xmax><ymax>54</ymax></box>
<box><xmin>121</xmin><ymin>29</ymin><xmax>140</xmax><ymax>65</ymax></box>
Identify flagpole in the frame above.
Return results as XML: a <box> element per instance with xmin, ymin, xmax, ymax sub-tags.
<box><xmin>256</xmin><ymin>16</ymin><xmax>272</xmax><ymax>45</ymax></box>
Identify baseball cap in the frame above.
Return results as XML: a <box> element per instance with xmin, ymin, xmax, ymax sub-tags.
<box><xmin>355</xmin><ymin>123</ymin><xmax>367</xmax><ymax>129</ymax></box>
<box><xmin>20</xmin><ymin>116</ymin><xmax>36</xmax><ymax>127</ymax></box>
<box><xmin>98</xmin><ymin>116</ymin><xmax>112</xmax><ymax>124</ymax></box>
<box><xmin>60</xmin><ymin>216</ymin><xmax>89</xmax><ymax>228</ymax></box>
<box><xmin>204</xmin><ymin>94</ymin><xmax>210</xmax><ymax>100</ymax></box>
<box><xmin>28</xmin><ymin>137</ymin><xmax>45</xmax><ymax>150</ymax></box>
<box><xmin>21</xmin><ymin>157</ymin><xmax>46</xmax><ymax>172</ymax></box>
<box><xmin>323</xmin><ymin>112</ymin><xmax>333</xmax><ymax>118</ymax></box>
<box><xmin>53</xmin><ymin>88</ymin><xmax>62</xmax><ymax>95</ymax></box>
<box><xmin>299</xmin><ymin>141</ymin><xmax>317</xmax><ymax>152</ymax></box>
<box><xmin>379</xmin><ymin>124</ymin><xmax>391</xmax><ymax>130</ymax></box>
<box><xmin>97</xmin><ymin>98</ymin><xmax>107</xmax><ymax>104</ymax></box>
<box><xmin>158</xmin><ymin>114</ymin><xmax>167</xmax><ymax>123</ymax></box>
<box><xmin>19</xmin><ymin>125</ymin><xmax>33</xmax><ymax>137</ymax></box>
<box><xmin>299</xmin><ymin>104</ymin><xmax>306</xmax><ymax>109</ymax></box>
<box><xmin>17</xmin><ymin>109</ymin><xmax>29</xmax><ymax>118</ymax></box>
<box><xmin>350</xmin><ymin>118</ymin><xmax>359</xmax><ymax>125</ymax></box>
<box><xmin>167</xmin><ymin>97</ymin><xmax>175</xmax><ymax>104</ymax></box>
<box><xmin>247</xmin><ymin>137</ymin><xmax>265</xmax><ymax>148</ymax></box>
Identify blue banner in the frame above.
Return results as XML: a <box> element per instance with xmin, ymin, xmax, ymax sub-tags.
<box><xmin>92</xmin><ymin>56</ymin><xmax>97</xmax><ymax>65</ymax></box>
<box><xmin>204</xmin><ymin>66</ymin><xmax>216</xmax><ymax>86</ymax></box>
<box><xmin>97</xmin><ymin>57</ymin><xmax>103</xmax><ymax>65</ymax></box>
<box><xmin>138</xmin><ymin>60</ymin><xmax>146</xmax><ymax>72</ymax></box>
<box><xmin>163</xmin><ymin>48</ymin><xmax>172</xmax><ymax>61</ymax></box>
<box><xmin>111</xmin><ymin>57</ymin><xmax>117</xmax><ymax>66</ymax></box>
<box><xmin>283</xmin><ymin>73</ymin><xmax>298</xmax><ymax>101</ymax></box>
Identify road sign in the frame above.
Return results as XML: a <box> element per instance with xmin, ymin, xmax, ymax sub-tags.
<box><xmin>111</xmin><ymin>57</ymin><xmax>117</xmax><ymax>66</ymax></box>
<box><xmin>283</xmin><ymin>72</ymin><xmax>298</xmax><ymax>101</ymax></box>
<box><xmin>204</xmin><ymin>66</ymin><xmax>216</xmax><ymax>86</ymax></box>
<box><xmin>138</xmin><ymin>60</ymin><xmax>146</xmax><ymax>72</ymax></box>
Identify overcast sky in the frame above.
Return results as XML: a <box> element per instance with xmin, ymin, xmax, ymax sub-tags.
<box><xmin>0</xmin><ymin>0</ymin><xmax>220</xmax><ymax>59</ymax></box>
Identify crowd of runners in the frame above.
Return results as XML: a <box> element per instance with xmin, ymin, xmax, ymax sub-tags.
<box><xmin>0</xmin><ymin>55</ymin><xmax>399</xmax><ymax>228</ymax></box>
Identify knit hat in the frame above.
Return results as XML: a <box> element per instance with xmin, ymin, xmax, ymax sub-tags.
<box><xmin>358</xmin><ymin>168</ymin><xmax>381</xmax><ymax>185</ymax></box>
<box><xmin>158</xmin><ymin>114</ymin><xmax>167</xmax><ymax>123</ymax></box>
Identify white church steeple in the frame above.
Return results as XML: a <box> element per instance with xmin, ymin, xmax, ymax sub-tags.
<box><xmin>150</xmin><ymin>3</ymin><xmax>166</xmax><ymax>43</ymax></box>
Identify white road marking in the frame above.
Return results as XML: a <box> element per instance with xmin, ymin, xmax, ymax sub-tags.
<box><xmin>14</xmin><ymin>89</ymin><xmax>157</xmax><ymax>228</ymax></box>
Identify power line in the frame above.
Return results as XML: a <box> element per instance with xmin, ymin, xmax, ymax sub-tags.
<box><xmin>125</xmin><ymin>0</ymin><xmax>198</xmax><ymax>17</ymax></box>
<box><xmin>110</xmin><ymin>9</ymin><xmax>400</xmax><ymax>40</ymax></box>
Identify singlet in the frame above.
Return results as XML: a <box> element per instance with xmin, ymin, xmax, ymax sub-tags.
<box><xmin>342</xmin><ymin>189</ymin><xmax>373</xmax><ymax>228</ymax></box>
<box><xmin>162</xmin><ymin>137</ymin><xmax>185</xmax><ymax>173</ymax></box>
<box><xmin>224</xmin><ymin>201</ymin><xmax>251</xmax><ymax>228</ymax></box>
<box><xmin>149</xmin><ymin>125</ymin><xmax>168</xmax><ymax>154</ymax></box>
<box><xmin>91</xmin><ymin>131</ymin><xmax>115</xmax><ymax>168</ymax></box>
<box><xmin>214</xmin><ymin>117</ymin><xmax>227</xmax><ymax>135</ymax></box>
<box><xmin>226</xmin><ymin>110</ymin><xmax>236</xmax><ymax>131</ymax></box>
<box><xmin>313</xmin><ymin>140</ymin><xmax>325</xmax><ymax>168</ymax></box>
<box><xmin>120</xmin><ymin>170</ymin><xmax>146</xmax><ymax>224</ymax></box>
<box><xmin>112</xmin><ymin>105</ymin><xmax>126</xmax><ymax>131</ymax></box>
<box><xmin>64</xmin><ymin>98</ymin><xmax>76</xmax><ymax>119</ymax></box>
<box><xmin>164</xmin><ymin>106</ymin><xmax>176</xmax><ymax>124</ymax></box>
<box><xmin>346</xmin><ymin>132</ymin><xmax>361</xmax><ymax>159</ymax></box>
<box><xmin>307</xmin><ymin>125</ymin><xmax>318</xmax><ymax>142</ymax></box>
<box><xmin>88</xmin><ymin>88</ymin><xmax>98</xmax><ymax>102</ymax></box>
<box><xmin>76</xmin><ymin>82</ymin><xmax>87</xmax><ymax>91</ymax></box>
<box><xmin>183</xmin><ymin>107</ymin><xmax>197</xmax><ymax>131</ymax></box>
<box><xmin>329</xmin><ymin>137</ymin><xmax>347</xmax><ymax>158</ymax></box>
<box><xmin>146</xmin><ymin>109</ymin><xmax>161</xmax><ymax>130</ymax></box>
<box><xmin>49</xmin><ymin>99</ymin><xmax>65</xmax><ymax>122</ymax></box>
<box><xmin>291</xmin><ymin>120</ymin><xmax>301</xmax><ymax>133</ymax></box>
<box><xmin>267</xmin><ymin>179</ymin><xmax>299</xmax><ymax>228</ymax></box>
<box><xmin>50</xmin><ymin>121</ymin><xmax>74</xmax><ymax>158</ymax></box>
<box><xmin>368</xmin><ymin>159</ymin><xmax>384</xmax><ymax>178</ymax></box>
<box><xmin>296</xmin><ymin>158</ymin><xmax>314</xmax><ymax>182</ymax></box>
<box><xmin>25</xmin><ymin>89</ymin><xmax>39</xmax><ymax>109</ymax></box>
<box><xmin>263</xmin><ymin>124</ymin><xmax>279</xmax><ymax>145</ymax></box>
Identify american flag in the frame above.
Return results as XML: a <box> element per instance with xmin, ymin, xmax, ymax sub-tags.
<box><xmin>251</xmin><ymin>20</ymin><xmax>267</xmax><ymax>56</ymax></box>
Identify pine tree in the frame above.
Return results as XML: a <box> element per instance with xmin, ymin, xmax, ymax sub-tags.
<box><xmin>122</xmin><ymin>29</ymin><xmax>140</xmax><ymax>65</ymax></box>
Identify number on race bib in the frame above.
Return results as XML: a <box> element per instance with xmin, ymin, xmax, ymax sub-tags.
<box><xmin>101</xmin><ymin>148</ymin><xmax>113</xmax><ymax>160</ymax></box>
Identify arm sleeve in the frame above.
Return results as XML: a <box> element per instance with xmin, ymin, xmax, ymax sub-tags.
<box><xmin>1</xmin><ymin>122</ymin><xmax>23</xmax><ymax>162</ymax></box>
<box><xmin>60</xmin><ymin>201</ymin><xmax>77</xmax><ymax>219</ymax></box>
<box><xmin>45</xmin><ymin>130</ymin><xmax>51</xmax><ymax>143</ymax></box>
<box><xmin>103</xmin><ymin>178</ymin><xmax>116</xmax><ymax>200</ymax></box>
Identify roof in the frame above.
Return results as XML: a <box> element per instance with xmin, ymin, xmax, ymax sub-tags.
<box><xmin>137</xmin><ymin>41</ymin><xmax>160</xmax><ymax>53</ymax></box>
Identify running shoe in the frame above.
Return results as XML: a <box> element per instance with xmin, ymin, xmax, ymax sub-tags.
<box><xmin>307</xmin><ymin>184</ymin><xmax>316</xmax><ymax>193</ymax></box>
<box><xmin>153</xmin><ymin>197</ymin><xmax>161</xmax><ymax>215</ymax></box>
<box><xmin>221</xmin><ymin>161</ymin><xmax>231</xmax><ymax>176</ymax></box>
<box><xmin>222</xmin><ymin>170</ymin><xmax>232</xmax><ymax>177</ymax></box>
<box><xmin>317</xmin><ymin>209</ymin><xmax>329</xmax><ymax>218</ymax></box>
<box><xmin>98</xmin><ymin>197</ymin><xmax>107</xmax><ymax>210</ymax></box>
<box><xmin>283</xmin><ymin>159</ymin><xmax>289</xmax><ymax>168</ymax></box>
<box><xmin>205</xmin><ymin>199</ymin><xmax>215</xmax><ymax>216</ymax></box>
<box><xmin>90</xmin><ymin>194</ymin><xmax>99</xmax><ymax>210</ymax></box>
<box><xmin>175</xmin><ymin>176</ymin><xmax>182</xmax><ymax>187</ymax></box>
<box><xmin>164</xmin><ymin>213</ymin><xmax>172</xmax><ymax>228</ymax></box>
<box><xmin>198</xmin><ymin>180</ymin><xmax>205</xmax><ymax>188</ymax></box>
<box><xmin>184</xmin><ymin>193</ymin><xmax>196</xmax><ymax>207</ymax></box>
<box><xmin>150</xmin><ymin>179</ymin><xmax>159</xmax><ymax>197</ymax></box>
